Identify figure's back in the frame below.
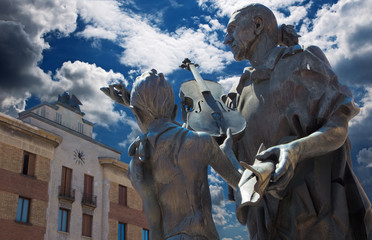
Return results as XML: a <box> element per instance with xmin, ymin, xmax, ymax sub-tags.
<box><xmin>146</xmin><ymin>121</ymin><xmax>219</xmax><ymax>239</ymax></box>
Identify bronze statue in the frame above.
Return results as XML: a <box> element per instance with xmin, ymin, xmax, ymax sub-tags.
<box><xmin>224</xmin><ymin>3</ymin><xmax>372</xmax><ymax>239</ymax></box>
<box><xmin>101</xmin><ymin>70</ymin><xmax>243</xmax><ymax>240</ymax></box>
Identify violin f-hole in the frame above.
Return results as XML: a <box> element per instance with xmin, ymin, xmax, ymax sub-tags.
<box><xmin>183</xmin><ymin>97</ymin><xmax>194</xmax><ymax>112</ymax></box>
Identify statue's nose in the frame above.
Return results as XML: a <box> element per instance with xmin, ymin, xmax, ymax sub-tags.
<box><xmin>223</xmin><ymin>34</ymin><xmax>232</xmax><ymax>45</ymax></box>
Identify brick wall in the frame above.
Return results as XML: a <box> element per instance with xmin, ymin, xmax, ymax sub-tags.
<box><xmin>30</xmin><ymin>199</ymin><xmax>48</xmax><ymax>227</ymax></box>
<box><xmin>0</xmin><ymin>219</ymin><xmax>45</xmax><ymax>240</ymax></box>
<box><xmin>0</xmin><ymin>191</ymin><xmax>18</xmax><ymax>221</ymax></box>
<box><xmin>35</xmin><ymin>155</ymin><xmax>50</xmax><ymax>182</ymax></box>
<box><xmin>0</xmin><ymin>144</ymin><xmax>23</xmax><ymax>173</ymax></box>
<box><xmin>108</xmin><ymin>219</ymin><xmax>117</xmax><ymax>240</ymax></box>
<box><xmin>127</xmin><ymin>224</ymin><xmax>143</xmax><ymax>240</ymax></box>
<box><xmin>108</xmin><ymin>180</ymin><xmax>148</xmax><ymax>240</ymax></box>
<box><xmin>0</xmin><ymin>138</ymin><xmax>51</xmax><ymax>240</ymax></box>
<box><xmin>127</xmin><ymin>187</ymin><xmax>143</xmax><ymax>211</ymax></box>
<box><xmin>110</xmin><ymin>182</ymin><xmax>119</xmax><ymax>204</ymax></box>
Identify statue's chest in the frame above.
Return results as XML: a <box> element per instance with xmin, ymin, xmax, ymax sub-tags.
<box><xmin>238</xmin><ymin>80</ymin><xmax>277</xmax><ymax>122</ymax></box>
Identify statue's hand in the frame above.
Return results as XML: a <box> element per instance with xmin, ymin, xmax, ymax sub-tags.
<box><xmin>100</xmin><ymin>84</ymin><xmax>131</xmax><ymax>107</ymax></box>
<box><xmin>256</xmin><ymin>143</ymin><xmax>300</xmax><ymax>196</ymax></box>
<box><xmin>220</xmin><ymin>128</ymin><xmax>233</xmax><ymax>152</ymax></box>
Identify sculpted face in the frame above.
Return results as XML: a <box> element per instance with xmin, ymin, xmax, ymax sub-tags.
<box><xmin>224</xmin><ymin>11</ymin><xmax>256</xmax><ymax>61</ymax></box>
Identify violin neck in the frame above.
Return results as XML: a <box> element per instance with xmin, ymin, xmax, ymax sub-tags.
<box><xmin>188</xmin><ymin>64</ymin><xmax>210</xmax><ymax>94</ymax></box>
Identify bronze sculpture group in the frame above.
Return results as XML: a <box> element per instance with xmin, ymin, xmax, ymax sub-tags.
<box><xmin>101</xmin><ymin>3</ymin><xmax>372</xmax><ymax>240</ymax></box>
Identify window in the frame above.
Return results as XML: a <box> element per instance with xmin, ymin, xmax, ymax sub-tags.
<box><xmin>82</xmin><ymin>214</ymin><xmax>93</xmax><ymax>237</ymax></box>
<box><xmin>83</xmin><ymin>174</ymin><xmax>93</xmax><ymax>200</ymax></box>
<box><xmin>60</xmin><ymin>166</ymin><xmax>72</xmax><ymax>197</ymax></box>
<box><xmin>84</xmin><ymin>175</ymin><xmax>93</xmax><ymax>196</ymax></box>
<box><xmin>56</xmin><ymin>112</ymin><xmax>62</xmax><ymax>124</ymax></box>
<box><xmin>143</xmin><ymin>229</ymin><xmax>149</xmax><ymax>240</ymax></box>
<box><xmin>22</xmin><ymin>152</ymin><xmax>35</xmax><ymax>176</ymax></box>
<box><xmin>78</xmin><ymin>122</ymin><xmax>84</xmax><ymax>133</ymax></box>
<box><xmin>119</xmin><ymin>185</ymin><xmax>127</xmax><ymax>206</ymax></box>
<box><xmin>118</xmin><ymin>222</ymin><xmax>125</xmax><ymax>240</ymax></box>
<box><xmin>58</xmin><ymin>208</ymin><xmax>70</xmax><ymax>232</ymax></box>
<box><xmin>16</xmin><ymin>197</ymin><xmax>30</xmax><ymax>223</ymax></box>
<box><xmin>82</xmin><ymin>174</ymin><xmax>96</xmax><ymax>207</ymax></box>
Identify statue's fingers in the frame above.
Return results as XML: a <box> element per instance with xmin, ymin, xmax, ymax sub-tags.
<box><xmin>109</xmin><ymin>85</ymin><xmax>124</xmax><ymax>104</ymax></box>
<box><xmin>224</xmin><ymin>128</ymin><xmax>233</xmax><ymax>147</ymax></box>
<box><xmin>100</xmin><ymin>87</ymin><xmax>110</xmax><ymax>96</ymax></box>
<box><xmin>273</xmin><ymin>158</ymin><xmax>287</xmax><ymax>182</ymax></box>
<box><xmin>226</xmin><ymin>128</ymin><xmax>232</xmax><ymax>139</ymax></box>
<box><xmin>256</xmin><ymin>147</ymin><xmax>279</xmax><ymax>162</ymax></box>
<box><xmin>272</xmin><ymin>164</ymin><xmax>294</xmax><ymax>191</ymax></box>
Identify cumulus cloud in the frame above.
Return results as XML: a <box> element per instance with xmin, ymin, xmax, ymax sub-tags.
<box><xmin>356</xmin><ymin>147</ymin><xmax>372</xmax><ymax>167</ymax></box>
<box><xmin>349</xmin><ymin>87</ymin><xmax>372</xmax><ymax>147</ymax></box>
<box><xmin>76</xmin><ymin>0</ymin><xmax>233</xmax><ymax>74</ymax></box>
<box><xmin>51</xmin><ymin>60</ymin><xmax>127</xmax><ymax>128</ymax></box>
<box><xmin>197</xmin><ymin>0</ymin><xmax>308</xmax><ymax>26</ymax></box>
<box><xmin>0</xmin><ymin>0</ymin><xmax>237</xmax><ymax>117</ymax></box>
<box><xmin>209</xmin><ymin>168</ymin><xmax>231</xmax><ymax>225</ymax></box>
<box><xmin>118</xmin><ymin>117</ymin><xmax>141</xmax><ymax>148</ymax></box>
<box><xmin>208</xmin><ymin>168</ymin><xmax>236</xmax><ymax>227</ymax></box>
<box><xmin>218</xmin><ymin>75</ymin><xmax>240</xmax><ymax>93</ymax></box>
<box><xmin>298</xmin><ymin>0</ymin><xmax>372</xmax><ymax>86</ymax></box>
<box><xmin>0</xmin><ymin>0</ymin><xmax>77</xmax><ymax>115</ymax></box>
<box><xmin>209</xmin><ymin>168</ymin><xmax>249</xmax><ymax>238</ymax></box>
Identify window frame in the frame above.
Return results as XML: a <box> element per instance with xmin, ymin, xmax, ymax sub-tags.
<box><xmin>22</xmin><ymin>151</ymin><xmax>36</xmax><ymax>176</ymax></box>
<box><xmin>58</xmin><ymin>208</ymin><xmax>70</xmax><ymax>232</ymax></box>
<box><xmin>82</xmin><ymin>213</ymin><xmax>93</xmax><ymax>237</ymax></box>
<box><xmin>118</xmin><ymin>185</ymin><xmax>127</xmax><ymax>206</ymax></box>
<box><xmin>142</xmin><ymin>228</ymin><xmax>149</xmax><ymax>240</ymax></box>
<box><xmin>16</xmin><ymin>197</ymin><xmax>30</xmax><ymax>223</ymax></box>
<box><xmin>61</xmin><ymin>166</ymin><xmax>72</xmax><ymax>196</ymax></box>
<box><xmin>118</xmin><ymin>222</ymin><xmax>126</xmax><ymax>240</ymax></box>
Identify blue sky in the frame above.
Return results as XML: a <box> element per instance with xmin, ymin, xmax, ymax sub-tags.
<box><xmin>1</xmin><ymin>0</ymin><xmax>371</xmax><ymax>239</ymax></box>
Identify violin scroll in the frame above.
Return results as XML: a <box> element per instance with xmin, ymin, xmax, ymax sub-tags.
<box><xmin>180</xmin><ymin>58</ymin><xmax>199</xmax><ymax>71</ymax></box>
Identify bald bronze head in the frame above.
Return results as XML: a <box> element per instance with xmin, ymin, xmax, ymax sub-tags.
<box><xmin>224</xmin><ymin>4</ymin><xmax>278</xmax><ymax>63</ymax></box>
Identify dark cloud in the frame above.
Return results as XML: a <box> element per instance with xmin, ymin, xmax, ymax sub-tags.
<box><xmin>334</xmin><ymin>52</ymin><xmax>372</xmax><ymax>87</ymax></box>
<box><xmin>347</xmin><ymin>25</ymin><xmax>372</xmax><ymax>53</ymax></box>
<box><xmin>353</xmin><ymin>164</ymin><xmax>372</xmax><ymax>200</ymax></box>
<box><xmin>0</xmin><ymin>20</ymin><xmax>43</xmax><ymax>89</ymax></box>
<box><xmin>334</xmin><ymin>24</ymin><xmax>372</xmax><ymax>87</ymax></box>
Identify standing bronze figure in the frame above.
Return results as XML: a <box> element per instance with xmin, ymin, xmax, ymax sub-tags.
<box><xmin>224</xmin><ymin>3</ymin><xmax>372</xmax><ymax>239</ymax></box>
<box><xmin>101</xmin><ymin>70</ymin><xmax>243</xmax><ymax>240</ymax></box>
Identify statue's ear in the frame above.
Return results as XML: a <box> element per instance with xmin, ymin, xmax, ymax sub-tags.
<box><xmin>171</xmin><ymin>104</ymin><xmax>178</xmax><ymax>121</ymax></box>
<box><xmin>254</xmin><ymin>17</ymin><xmax>264</xmax><ymax>35</ymax></box>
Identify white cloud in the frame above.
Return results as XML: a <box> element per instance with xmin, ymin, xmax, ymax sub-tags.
<box><xmin>50</xmin><ymin>60</ymin><xmax>127</xmax><ymax>128</ymax></box>
<box><xmin>349</xmin><ymin>87</ymin><xmax>372</xmax><ymax>147</ymax></box>
<box><xmin>356</xmin><ymin>147</ymin><xmax>372</xmax><ymax>167</ymax></box>
<box><xmin>218</xmin><ymin>75</ymin><xmax>240</xmax><ymax>93</ymax></box>
<box><xmin>298</xmin><ymin>0</ymin><xmax>372</xmax><ymax>86</ymax></box>
<box><xmin>209</xmin><ymin>168</ymin><xmax>234</xmax><ymax>226</ymax></box>
<box><xmin>234</xmin><ymin>236</ymin><xmax>244</xmax><ymax>240</ymax></box>
<box><xmin>77</xmin><ymin>25</ymin><xmax>117</xmax><ymax>40</ymax></box>
<box><xmin>75</xmin><ymin>0</ymin><xmax>233</xmax><ymax>74</ymax></box>
<box><xmin>0</xmin><ymin>0</ymin><xmax>78</xmax><ymax>115</ymax></box>
<box><xmin>118</xmin><ymin>116</ymin><xmax>141</xmax><ymax>148</ymax></box>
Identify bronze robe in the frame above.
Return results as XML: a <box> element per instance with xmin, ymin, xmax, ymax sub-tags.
<box><xmin>229</xmin><ymin>45</ymin><xmax>372</xmax><ymax>239</ymax></box>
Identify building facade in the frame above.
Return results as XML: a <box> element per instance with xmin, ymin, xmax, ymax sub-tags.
<box><xmin>0</xmin><ymin>92</ymin><xmax>148</xmax><ymax>240</ymax></box>
<box><xmin>0</xmin><ymin>113</ymin><xmax>61</xmax><ymax>240</ymax></box>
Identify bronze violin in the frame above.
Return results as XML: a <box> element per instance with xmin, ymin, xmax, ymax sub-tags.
<box><xmin>180</xmin><ymin>58</ymin><xmax>246</xmax><ymax>142</ymax></box>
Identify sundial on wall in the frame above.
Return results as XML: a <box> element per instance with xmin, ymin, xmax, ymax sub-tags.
<box><xmin>74</xmin><ymin>149</ymin><xmax>85</xmax><ymax>165</ymax></box>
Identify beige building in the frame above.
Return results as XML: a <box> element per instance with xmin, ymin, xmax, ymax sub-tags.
<box><xmin>0</xmin><ymin>92</ymin><xmax>148</xmax><ymax>240</ymax></box>
<box><xmin>0</xmin><ymin>112</ymin><xmax>61</xmax><ymax>240</ymax></box>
